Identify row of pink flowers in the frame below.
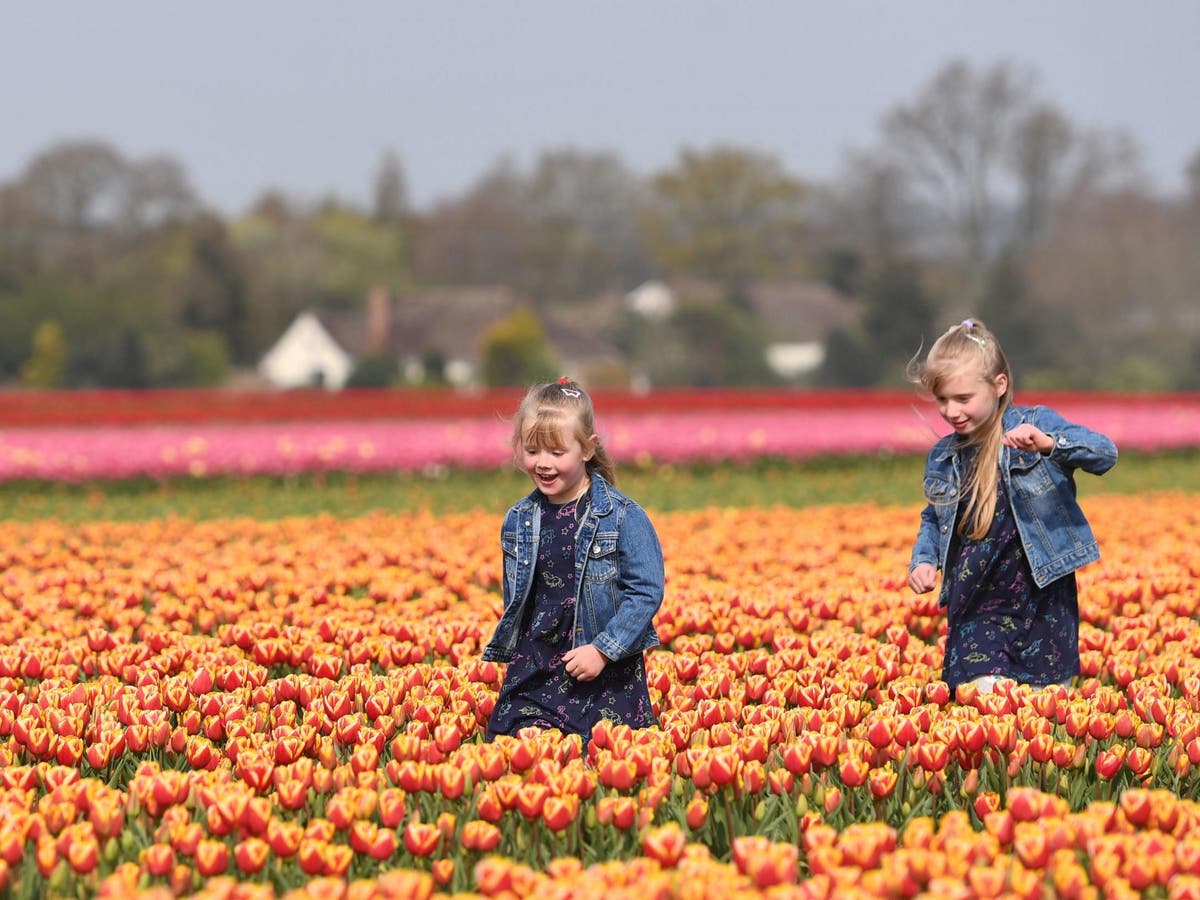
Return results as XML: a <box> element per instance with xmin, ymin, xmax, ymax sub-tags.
<box><xmin>2</xmin><ymin>395</ymin><xmax>1198</xmax><ymax>482</ymax></box>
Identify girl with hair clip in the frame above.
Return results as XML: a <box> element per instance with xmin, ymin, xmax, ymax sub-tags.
<box><xmin>482</xmin><ymin>378</ymin><xmax>664</xmax><ymax>740</ymax></box>
<box><xmin>906</xmin><ymin>319</ymin><xmax>1118</xmax><ymax>696</ymax></box>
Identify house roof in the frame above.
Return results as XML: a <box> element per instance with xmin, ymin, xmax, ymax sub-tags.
<box><xmin>747</xmin><ymin>281</ymin><xmax>858</xmax><ymax>343</ymax></box>
<box><xmin>388</xmin><ymin>286</ymin><xmax>526</xmax><ymax>361</ymax></box>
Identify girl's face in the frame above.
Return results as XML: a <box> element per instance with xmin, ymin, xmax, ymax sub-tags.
<box><xmin>520</xmin><ymin>421</ymin><xmax>596</xmax><ymax>504</ymax></box>
<box><xmin>934</xmin><ymin>364</ymin><xmax>1008</xmax><ymax>437</ymax></box>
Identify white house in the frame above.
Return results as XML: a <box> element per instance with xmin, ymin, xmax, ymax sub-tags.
<box><xmin>257</xmin><ymin>311</ymin><xmax>355</xmax><ymax>390</ymax></box>
<box><xmin>624</xmin><ymin>280</ymin><xmax>675</xmax><ymax>319</ymax></box>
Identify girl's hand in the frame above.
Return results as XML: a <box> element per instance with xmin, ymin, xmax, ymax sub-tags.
<box><xmin>563</xmin><ymin>644</ymin><xmax>608</xmax><ymax>682</ymax></box>
<box><xmin>908</xmin><ymin>563</ymin><xmax>939</xmax><ymax>594</ymax></box>
<box><xmin>1002</xmin><ymin>424</ymin><xmax>1053</xmax><ymax>454</ymax></box>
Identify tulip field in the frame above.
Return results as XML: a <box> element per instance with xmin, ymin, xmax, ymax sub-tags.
<box><xmin>3</xmin><ymin>389</ymin><xmax>1200</xmax><ymax>899</ymax></box>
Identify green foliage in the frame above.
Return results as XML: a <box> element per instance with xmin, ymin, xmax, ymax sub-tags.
<box><xmin>638</xmin><ymin>300</ymin><xmax>777</xmax><ymax>387</ymax></box>
<box><xmin>479</xmin><ymin>307</ymin><xmax>559</xmax><ymax>387</ymax></box>
<box><xmin>818</xmin><ymin>327</ymin><xmax>883</xmax><ymax>387</ymax></box>
<box><xmin>19</xmin><ymin>320</ymin><xmax>68</xmax><ymax>387</ymax></box>
<box><xmin>1</xmin><ymin>450</ymin><xmax>1195</xmax><ymax>523</ymax></box>
<box><xmin>182</xmin><ymin>331</ymin><xmax>232</xmax><ymax>387</ymax></box>
<box><xmin>640</xmin><ymin>146</ymin><xmax>806</xmax><ymax>283</ymax></box>
<box><xmin>861</xmin><ymin>261</ymin><xmax>936</xmax><ymax>380</ymax></box>
<box><xmin>347</xmin><ymin>354</ymin><xmax>401</xmax><ymax>388</ymax></box>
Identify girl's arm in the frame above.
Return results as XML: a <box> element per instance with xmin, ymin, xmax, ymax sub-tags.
<box><xmin>912</xmin><ymin>504</ymin><xmax>940</xmax><ymax>580</ymax></box>
<box><xmin>1027</xmin><ymin>406</ymin><xmax>1118</xmax><ymax>476</ymax></box>
<box><xmin>590</xmin><ymin>505</ymin><xmax>665</xmax><ymax>662</ymax></box>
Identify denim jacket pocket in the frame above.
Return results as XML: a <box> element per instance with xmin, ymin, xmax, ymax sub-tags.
<box><xmin>586</xmin><ymin>533</ymin><xmax>619</xmax><ymax>582</ymax></box>
<box><xmin>923</xmin><ymin>474</ymin><xmax>958</xmax><ymax>506</ymax></box>
<box><xmin>581</xmin><ymin>534</ymin><xmax>619</xmax><ymax>634</ymax></box>
<box><xmin>1008</xmin><ymin>450</ymin><xmax>1054</xmax><ymax>496</ymax></box>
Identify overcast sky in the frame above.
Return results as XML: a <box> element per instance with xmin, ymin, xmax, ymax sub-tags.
<box><xmin>6</xmin><ymin>2</ymin><xmax>1198</xmax><ymax>215</ymax></box>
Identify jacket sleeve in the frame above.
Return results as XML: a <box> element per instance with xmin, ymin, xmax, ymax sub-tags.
<box><xmin>592</xmin><ymin>504</ymin><xmax>665</xmax><ymax>662</ymax></box>
<box><xmin>1030</xmin><ymin>406</ymin><xmax>1118</xmax><ymax>476</ymax></box>
<box><xmin>909</xmin><ymin>445</ymin><xmax>944</xmax><ymax>572</ymax></box>
<box><xmin>909</xmin><ymin>500</ymin><xmax>941</xmax><ymax>572</ymax></box>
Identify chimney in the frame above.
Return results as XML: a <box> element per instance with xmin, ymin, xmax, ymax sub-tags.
<box><xmin>366</xmin><ymin>285</ymin><xmax>391</xmax><ymax>356</ymax></box>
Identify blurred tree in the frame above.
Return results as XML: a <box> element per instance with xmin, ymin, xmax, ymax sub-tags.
<box><xmin>1009</xmin><ymin>105</ymin><xmax>1074</xmax><ymax>245</ymax></box>
<box><xmin>70</xmin><ymin>326</ymin><xmax>150</xmax><ymax>388</ymax></box>
<box><xmin>639</xmin><ymin>146</ymin><xmax>806</xmax><ymax>287</ymax></box>
<box><xmin>479</xmin><ymin>306</ymin><xmax>558</xmax><ymax>387</ymax></box>
<box><xmin>523</xmin><ymin>149</ymin><xmax>650</xmax><ymax>302</ymax></box>
<box><xmin>178</xmin><ymin>216</ymin><xmax>251</xmax><ymax>362</ymax></box>
<box><xmin>372</xmin><ymin>148</ymin><xmax>409</xmax><ymax>224</ymax></box>
<box><xmin>21</xmin><ymin>139</ymin><xmax>127</xmax><ymax>233</ymax></box>
<box><xmin>19</xmin><ymin>140</ymin><xmax>197</xmax><ymax>262</ymax></box>
<box><xmin>121</xmin><ymin>155</ymin><xmax>198</xmax><ymax>232</ymax></box>
<box><xmin>636</xmin><ymin>298</ymin><xmax>776</xmax><ymax>387</ymax></box>
<box><xmin>1026</xmin><ymin>187</ymin><xmax>1195</xmax><ymax>387</ymax></box>
<box><xmin>19</xmin><ymin>321</ymin><xmax>68</xmax><ymax>387</ymax></box>
<box><xmin>818</xmin><ymin>327</ymin><xmax>883</xmax><ymax>387</ymax></box>
<box><xmin>313</xmin><ymin>205</ymin><xmax>409</xmax><ymax>305</ymax></box>
<box><xmin>346</xmin><ymin>354</ymin><xmax>400</xmax><ymax>388</ymax></box>
<box><xmin>182</xmin><ymin>331</ymin><xmax>231</xmax><ymax>386</ymax></box>
<box><xmin>880</xmin><ymin>60</ymin><xmax>1039</xmax><ymax>295</ymax></box>
<box><xmin>860</xmin><ymin>261</ymin><xmax>937</xmax><ymax>383</ymax></box>
<box><xmin>420</xmin><ymin>347</ymin><xmax>448</xmax><ymax>385</ymax></box>
<box><xmin>230</xmin><ymin>200</ymin><xmax>409</xmax><ymax>356</ymax></box>
<box><xmin>976</xmin><ymin>250</ymin><xmax>1083</xmax><ymax>389</ymax></box>
<box><xmin>816</xmin><ymin>149</ymin><xmax>913</xmax><ymax>266</ymax></box>
<box><xmin>821</xmin><ymin>248</ymin><xmax>864</xmax><ymax>297</ymax></box>
<box><xmin>412</xmin><ymin>156</ymin><xmax>534</xmax><ymax>287</ymax></box>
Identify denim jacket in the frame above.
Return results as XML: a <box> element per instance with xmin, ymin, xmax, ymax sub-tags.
<box><xmin>909</xmin><ymin>404</ymin><xmax>1117</xmax><ymax>595</ymax></box>
<box><xmin>481</xmin><ymin>474</ymin><xmax>664</xmax><ymax>663</ymax></box>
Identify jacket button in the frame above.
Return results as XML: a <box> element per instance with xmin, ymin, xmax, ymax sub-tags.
<box><xmin>941</xmin><ymin>526</ymin><xmax>948</xmax><ymax>533</ymax></box>
<box><xmin>524</xmin><ymin>520</ymin><xmax>531</xmax><ymax>526</ymax></box>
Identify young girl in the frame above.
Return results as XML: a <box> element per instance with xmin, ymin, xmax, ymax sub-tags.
<box><xmin>906</xmin><ymin>319</ymin><xmax>1118</xmax><ymax>695</ymax></box>
<box><xmin>482</xmin><ymin>378</ymin><xmax>664</xmax><ymax>740</ymax></box>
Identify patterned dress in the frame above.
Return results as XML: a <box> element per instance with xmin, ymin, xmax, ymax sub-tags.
<box><xmin>941</xmin><ymin>466</ymin><xmax>1080</xmax><ymax>692</ymax></box>
<box><xmin>486</xmin><ymin>492</ymin><xmax>656</xmax><ymax>740</ymax></box>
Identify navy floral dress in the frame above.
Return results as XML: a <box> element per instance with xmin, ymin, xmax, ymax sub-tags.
<box><xmin>941</xmin><ymin>466</ymin><xmax>1080</xmax><ymax>692</ymax></box>
<box><xmin>486</xmin><ymin>492</ymin><xmax>656</xmax><ymax>740</ymax></box>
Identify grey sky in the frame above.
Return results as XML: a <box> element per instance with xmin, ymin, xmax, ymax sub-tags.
<box><xmin>6</xmin><ymin>1</ymin><xmax>1198</xmax><ymax>214</ymax></box>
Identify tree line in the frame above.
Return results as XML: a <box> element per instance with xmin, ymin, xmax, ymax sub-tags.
<box><xmin>2</xmin><ymin>59</ymin><xmax>1198</xmax><ymax>390</ymax></box>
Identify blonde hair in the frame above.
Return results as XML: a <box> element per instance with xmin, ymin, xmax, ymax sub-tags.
<box><xmin>906</xmin><ymin>318</ymin><xmax>1011</xmax><ymax>539</ymax></box>
<box><xmin>511</xmin><ymin>379</ymin><xmax>617</xmax><ymax>486</ymax></box>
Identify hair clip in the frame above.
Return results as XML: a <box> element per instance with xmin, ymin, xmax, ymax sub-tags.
<box><xmin>557</xmin><ymin>376</ymin><xmax>571</xmax><ymax>384</ymax></box>
<box><xmin>960</xmin><ymin>318</ymin><xmax>987</xmax><ymax>348</ymax></box>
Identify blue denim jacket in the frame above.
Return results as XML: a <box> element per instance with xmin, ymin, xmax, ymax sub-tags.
<box><xmin>909</xmin><ymin>404</ymin><xmax>1117</xmax><ymax>594</ymax></box>
<box><xmin>481</xmin><ymin>474</ymin><xmax>664</xmax><ymax>663</ymax></box>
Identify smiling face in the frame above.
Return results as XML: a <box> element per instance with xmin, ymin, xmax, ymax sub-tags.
<box><xmin>933</xmin><ymin>363</ymin><xmax>1008</xmax><ymax>438</ymax></box>
<box><xmin>519</xmin><ymin>410</ymin><xmax>596</xmax><ymax>504</ymax></box>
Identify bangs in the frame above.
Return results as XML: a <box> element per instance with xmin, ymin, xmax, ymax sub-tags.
<box><xmin>519</xmin><ymin>407</ymin><xmax>572</xmax><ymax>450</ymax></box>
<box><xmin>923</xmin><ymin>346</ymin><xmax>977</xmax><ymax>392</ymax></box>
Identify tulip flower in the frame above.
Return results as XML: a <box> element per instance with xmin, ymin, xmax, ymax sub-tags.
<box><xmin>403</xmin><ymin>820</ymin><xmax>441</xmax><ymax>857</ymax></box>
<box><xmin>461</xmin><ymin>819</ymin><xmax>502</xmax><ymax>853</ymax></box>
<box><xmin>642</xmin><ymin>822</ymin><xmax>687</xmax><ymax>867</ymax></box>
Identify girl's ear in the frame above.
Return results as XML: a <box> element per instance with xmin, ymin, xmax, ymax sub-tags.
<box><xmin>992</xmin><ymin>372</ymin><xmax>1009</xmax><ymax>398</ymax></box>
<box><xmin>583</xmin><ymin>434</ymin><xmax>599</xmax><ymax>461</ymax></box>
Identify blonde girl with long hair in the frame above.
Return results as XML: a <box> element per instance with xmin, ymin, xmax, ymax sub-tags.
<box><xmin>906</xmin><ymin>319</ymin><xmax>1118</xmax><ymax>696</ymax></box>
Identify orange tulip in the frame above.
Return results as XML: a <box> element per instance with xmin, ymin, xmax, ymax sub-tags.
<box><xmin>403</xmin><ymin>820</ymin><xmax>441</xmax><ymax>857</ymax></box>
<box><xmin>642</xmin><ymin>822</ymin><xmax>687</xmax><ymax>867</ymax></box>
<box><xmin>541</xmin><ymin>795</ymin><xmax>578</xmax><ymax>832</ymax></box>
<box><xmin>193</xmin><ymin>838</ymin><xmax>228</xmax><ymax>877</ymax></box>
<box><xmin>233</xmin><ymin>837</ymin><xmax>269</xmax><ymax>875</ymax></box>
<box><xmin>461</xmin><ymin>819</ymin><xmax>502</xmax><ymax>853</ymax></box>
